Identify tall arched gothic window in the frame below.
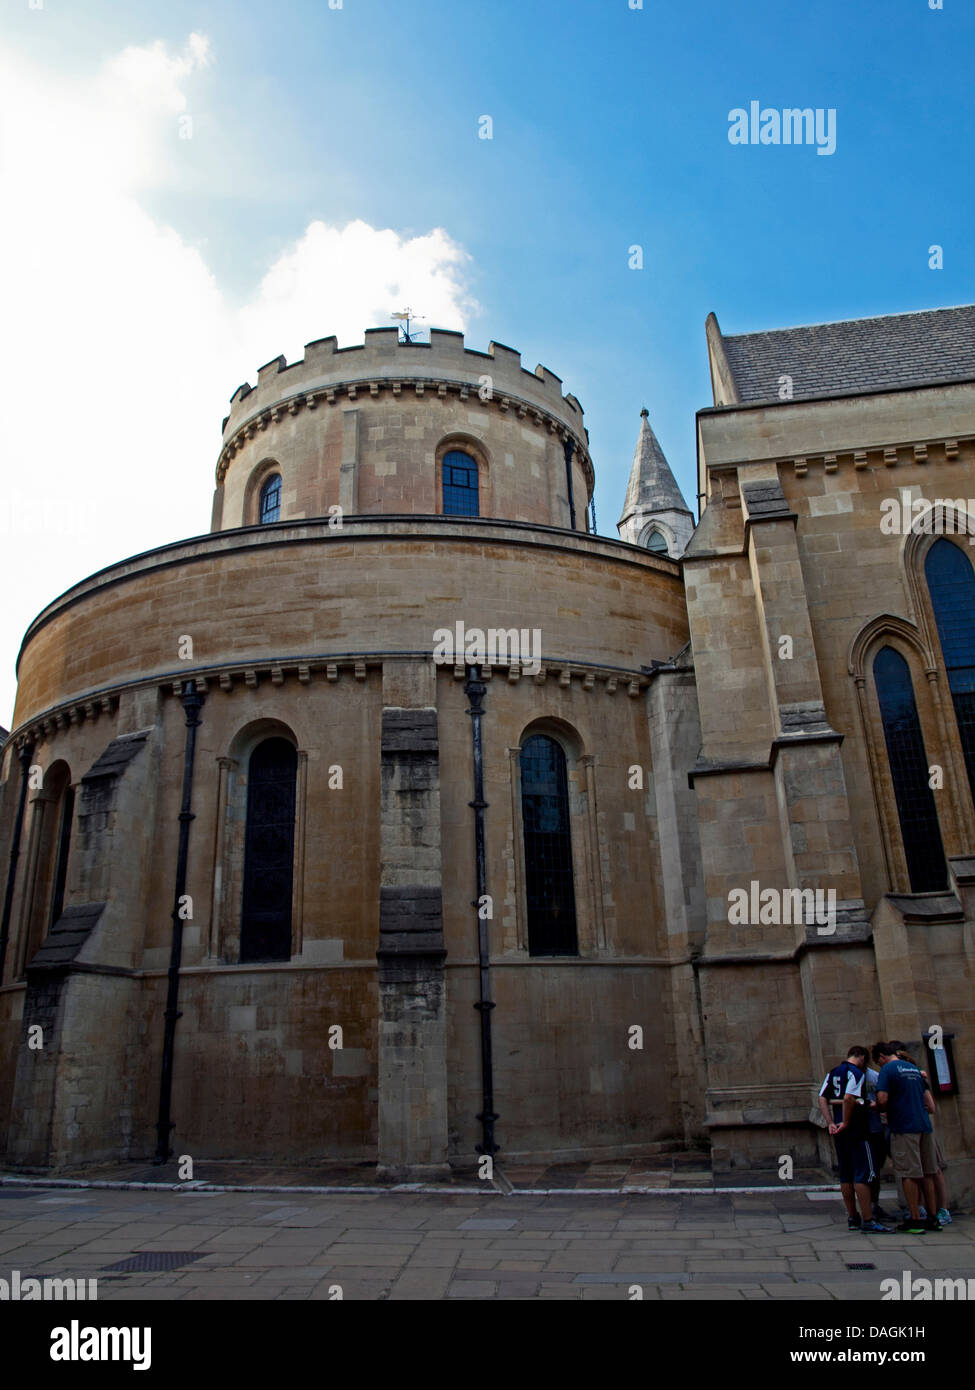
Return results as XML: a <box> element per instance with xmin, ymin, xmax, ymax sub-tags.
<box><xmin>49</xmin><ymin>784</ymin><xmax>74</xmax><ymax>932</ymax></box>
<box><xmin>873</xmin><ymin>646</ymin><xmax>947</xmax><ymax>893</ymax></box>
<box><xmin>240</xmin><ymin>737</ymin><xmax>297</xmax><ymax>962</ymax></box>
<box><xmin>259</xmin><ymin>474</ymin><xmax>282</xmax><ymax>524</ymax></box>
<box><xmin>925</xmin><ymin>537</ymin><xmax>975</xmax><ymax>807</ymax></box>
<box><xmin>519</xmin><ymin>734</ymin><xmax>578</xmax><ymax>956</ymax></box>
<box><xmin>442</xmin><ymin>450</ymin><xmax>479</xmax><ymax>517</ymax></box>
<box><xmin>21</xmin><ymin>762</ymin><xmax>74</xmax><ymax>972</ymax></box>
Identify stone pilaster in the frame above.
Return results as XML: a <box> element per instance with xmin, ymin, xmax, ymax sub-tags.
<box><xmin>376</xmin><ymin>662</ymin><xmax>448</xmax><ymax>1178</ymax></box>
<box><xmin>648</xmin><ymin>655</ymin><xmax>709</xmax><ymax>1146</ymax></box>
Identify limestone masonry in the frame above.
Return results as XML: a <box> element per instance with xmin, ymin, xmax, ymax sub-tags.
<box><xmin>1</xmin><ymin>307</ymin><xmax>973</xmax><ymax>1200</ymax></box>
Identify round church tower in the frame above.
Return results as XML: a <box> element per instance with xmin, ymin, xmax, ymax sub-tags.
<box><xmin>212</xmin><ymin>327</ymin><xmax>593</xmax><ymax>531</ymax></box>
<box><xmin>0</xmin><ymin>329</ymin><xmax>696</xmax><ymax>1176</ymax></box>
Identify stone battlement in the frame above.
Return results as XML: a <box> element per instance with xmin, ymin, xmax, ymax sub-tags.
<box><xmin>222</xmin><ymin>327</ymin><xmax>586</xmax><ymax>440</ymax></box>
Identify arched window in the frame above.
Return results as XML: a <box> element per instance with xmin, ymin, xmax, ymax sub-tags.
<box><xmin>442</xmin><ymin>450</ymin><xmax>479</xmax><ymax>517</ymax></box>
<box><xmin>925</xmin><ymin>538</ymin><xmax>975</xmax><ymax>806</ymax></box>
<box><xmin>645</xmin><ymin>530</ymin><xmax>668</xmax><ymax>554</ymax></box>
<box><xmin>240</xmin><ymin>737</ymin><xmax>297</xmax><ymax>962</ymax></box>
<box><xmin>48</xmin><ymin>784</ymin><xmax>74</xmax><ymax>930</ymax></box>
<box><xmin>22</xmin><ymin>762</ymin><xmax>74</xmax><ymax>971</ymax></box>
<box><xmin>259</xmin><ymin>474</ymin><xmax>282</xmax><ymax>524</ymax></box>
<box><xmin>519</xmin><ymin>734</ymin><xmax>578</xmax><ymax>955</ymax></box>
<box><xmin>873</xmin><ymin>646</ymin><xmax>946</xmax><ymax>893</ymax></box>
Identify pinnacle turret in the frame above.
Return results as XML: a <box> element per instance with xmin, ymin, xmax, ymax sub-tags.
<box><xmin>617</xmin><ymin>408</ymin><xmax>693</xmax><ymax>557</ymax></box>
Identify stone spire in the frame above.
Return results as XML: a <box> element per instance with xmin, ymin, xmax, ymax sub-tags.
<box><xmin>617</xmin><ymin>408</ymin><xmax>694</xmax><ymax>558</ymax></box>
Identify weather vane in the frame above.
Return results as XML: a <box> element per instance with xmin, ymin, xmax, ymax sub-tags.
<box><xmin>391</xmin><ymin>307</ymin><xmax>424</xmax><ymax>344</ymax></box>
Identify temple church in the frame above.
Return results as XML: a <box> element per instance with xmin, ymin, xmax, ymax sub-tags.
<box><xmin>1</xmin><ymin>304</ymin><xmax>973</xmax><ymax>1201</ymax></box>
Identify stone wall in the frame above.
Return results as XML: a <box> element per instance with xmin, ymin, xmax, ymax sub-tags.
<box><xmin>691</xmin><ymin>378</ymin><xmax>975</xmax><ymax>1192</ymax></box>
<box><xmin>1</xmin><ymin>515</ymin><xmax>692</xmax><ymax>1170</ymax></box>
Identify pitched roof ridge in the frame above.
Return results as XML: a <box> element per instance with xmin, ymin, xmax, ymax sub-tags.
<box><xmin>725</xmin><ymin>303</ymin><xmax>975</xmax><ymax>342</ymax></box>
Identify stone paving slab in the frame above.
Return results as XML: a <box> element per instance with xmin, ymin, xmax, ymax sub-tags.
<box><xmin>0</xmin><ymin>1182</ymin><xmax>969</xmax><ymax>1300</ymax></box>
<box><xmin>0</xmin><ymin>1154</ymin><xmax>835</xmax><ymax>1196</ymax></box>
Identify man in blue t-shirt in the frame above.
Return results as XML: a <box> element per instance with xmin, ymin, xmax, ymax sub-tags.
<box><xmin>875</xmin><ymin>1043</ymin><xmax>939</xmax><ymax>1233</ymax></box>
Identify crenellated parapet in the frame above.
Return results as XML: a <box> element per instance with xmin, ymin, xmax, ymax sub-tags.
<box><xmin>224</xmin><ymin>328</ymin><xmax>583</xmax><ymax>436</ymax></box>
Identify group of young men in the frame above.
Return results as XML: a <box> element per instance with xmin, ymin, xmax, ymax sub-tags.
<box><xmin>819</xmin><ymin>1041</ymin><xmax>951</xmax><ymax>1235</ymax></box>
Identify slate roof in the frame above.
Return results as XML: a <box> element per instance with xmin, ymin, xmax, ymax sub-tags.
<box><xmin>27</xmin><ymin>903</ymin><xmax>106</xmax><ymax>971</ymax></box>
<box><xmin>619</xmin><ymin>409</ymin><xmax>692</xmax><ymax>524</ymax></box>
<box><xmin>719</xmin><ymin>305</ymin><xmax>975</xmax><ymax>405</ymax></box>
<box><xmin>82</xmin><ymin>729</ymin><xmax>151</xmax><ymax>782</ymax></box>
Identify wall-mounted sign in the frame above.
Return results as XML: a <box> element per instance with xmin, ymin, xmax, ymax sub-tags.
<box><xmin>922</xmin><ymin>1030</ymin><xmax>958</xmax><ymax>1096</ymax></box>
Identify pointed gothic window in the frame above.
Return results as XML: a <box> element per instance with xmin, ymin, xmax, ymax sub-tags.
<box><xmin>873</xmin><ymin>646</ymin><xmax>947</xmax><ymax>893</ymax></box>
<box><xmin>49</xmin><ymin>785</ymin><xmax>74</xmax><ymax>931</ymax></box>
<box><xmin>240</xmin><ymin>737</ymin><xmax>297</xmax><ymax>961</ymax></box>
<box><xmin>645</xmin><ymin>530</ymin><xmax>668</xmax><ymax>553</ymax></box>
<box><xmin>442</xmin><ymin>450</ymin><xmax>479</xmax><ymax>517</ymax></box>
<box><xmin>259</xmin><ymin>474</ymin><xmax>282</xmax><ymax>524</ymax></box>
<box><xmin>925</xmin><ymin>538</ymin><xmax>975</xmax><ymax>807</ymax></box>
<box><xmin>22</xmin><ymin>763</ymin><xmax>73</xmax><ymax>971</ymax></box>
<box><xmin>519</xmin><ymin>734</ymin><xmax>578</xmax><ymax>955</ymax></box>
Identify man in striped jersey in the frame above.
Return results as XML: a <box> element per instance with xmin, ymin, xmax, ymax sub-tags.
<box><xmin>818</xmin><ymin>1046</ymin><xmax>891</xmax><ymax>1233</ymax></box>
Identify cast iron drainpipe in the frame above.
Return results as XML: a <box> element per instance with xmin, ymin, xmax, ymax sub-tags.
<box><xmin>0</xmin><ymin>738</ymin><xmax>36</xmax><ymax>985</ymax></box>
<box><xmin>464</xmin><ymin>665</ymin><xmax>499</xmax><ymax>1160</ymax></box>
<box><xmin>154</xmin><ymin>680</ymin><xmax>205</xmax><ymax>1164</ymax></box>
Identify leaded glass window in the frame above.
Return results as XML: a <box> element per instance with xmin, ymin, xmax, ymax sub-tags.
<box><xmin>49</xmin><ymin>785</ymin><xmax>74</xmax><ymax>930</ymax></box>
<box><xmin>240</xmin><ymin>738</ymin><xmax>297</xmax><ymax>961</ymax></box>
<box><xmin>925</xmin><ymin>538</ymin><xmax>975</xmax><ymax>807</ymax></box>
<box><xmin>873</xmin><ymin>646</ymin><xmax>947</xmax><ymax>893</ymax></box>
<box><xmin>645</xmin><ymin>530</ymin><xmax>668</xmax><ymax>553</ymax></box>
<box><xmin>520</xmin><ymin>734</ymin><xmax>578</xmax><ymax>955</ymax></box>
<box><xmin>259</xmin><ymin>474</ymin><xmax>282</xmax><ymax>524</ymax></box>
<box><xmin>442</xmin><ymin>450</ymin><xmax>479</xmax><ymax>517</ymax></box>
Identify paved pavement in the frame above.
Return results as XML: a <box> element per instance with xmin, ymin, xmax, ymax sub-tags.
<box><xmin>0</xmin><ymin>1152</ymin><xmax>832</xmax><ymax>1191</ymax></box>
<box><xmin>1</xmin><ymin>1183</ymin><xmax>971</xmax><ymax>1300</ymax></box>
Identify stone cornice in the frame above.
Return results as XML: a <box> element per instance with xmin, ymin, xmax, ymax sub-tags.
<box><xmin>9</xmin><ymin>694</ymin><xmax>120</xmax><ymax>753</ymax></box>
<box><xmin>704</xmin><ymin>433</ymin><xmax>974</xmax><ymax>482</ymax></box>
<box><xmin>216</xmin><ymin>373</ymin><xmax>595</xmax><ymax>494</ymax></box>
<box><xmin>8</xmin><ymin>652</ymin><xmax>653</xmax><ymax>753</ymax></box>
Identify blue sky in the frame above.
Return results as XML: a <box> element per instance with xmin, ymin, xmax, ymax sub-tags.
<box><xmin>0</xmin><ymin>0</ymin><xmax>972</xmax><ymax>723</ymax></box>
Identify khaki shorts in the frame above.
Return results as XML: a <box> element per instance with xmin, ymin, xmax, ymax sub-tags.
<box><xmin>935</xmin><ymin>1133</ymin><xmax>948</xmax><ymax>1170</ymax></box>
<box><xmin>890</xmin><ymin>1131</ymin><xmax>937</xmax><ymax>1180</ymax></box>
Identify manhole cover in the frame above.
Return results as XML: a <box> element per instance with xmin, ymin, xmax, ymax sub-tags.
<box><xmin>845</xmin><ymin>1263</ymin><xmax>876</xmax><ymax>1271</ymax></box>
<box><xmin>102</xmin><ymin>1251</ymin><xmax>206</xmax><ymax>1273</ymax></box>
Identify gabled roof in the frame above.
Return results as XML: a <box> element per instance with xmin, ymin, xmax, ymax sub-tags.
<box><xmin>708</xmin><ymin>304</ymin><xmax>975</xmax><ymax>406</ymax></box>
<box><xmin>619</xmin><ymin>408</ymin><xmax>692</xmax><ymax>524</ymax></box>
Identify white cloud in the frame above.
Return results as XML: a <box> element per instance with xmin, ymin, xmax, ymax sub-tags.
<box><xmin>237</xmin><ymin>220</ymin><xmax>477</xmax><ymax>371</ymax></box>
<box><xmin>0</xmin><ymin>35</ymin><xmax>477</xmax><ymax>729</ymax></box>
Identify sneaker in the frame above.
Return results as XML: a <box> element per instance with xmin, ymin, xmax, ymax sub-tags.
<box><xmin>918</xmin><ymin>1206</ymin><xmax>927</xmax><ymax>1219</ymax></box>
<box><xmin>861</xmin><ymin>1219</ymin><xmax>893</xmax><ymax>1233</ymax></box>
<box><xmin>848</xmin><ymin>1215</ymin><xmax>862</xmax><ymax>1229</ymax></box>
<box><xmin>924</xmin><ymin>1215</ymin><xmax>942</xmax><ymax>1232</ymax></box>
<box><xmin>937</xmin><ymin>1208</ymin><xmax>952</xmax><ymax>1225</ymax></box>
<box><xmin>873</xmin><ymin>1204</ymin><xmax>892</xmax><ymax>1219</ymax></box>
<box><xmin>895</xmin><ymin>1220</ymin><xmax>926</xmax><ymax>1234</ymax></box>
